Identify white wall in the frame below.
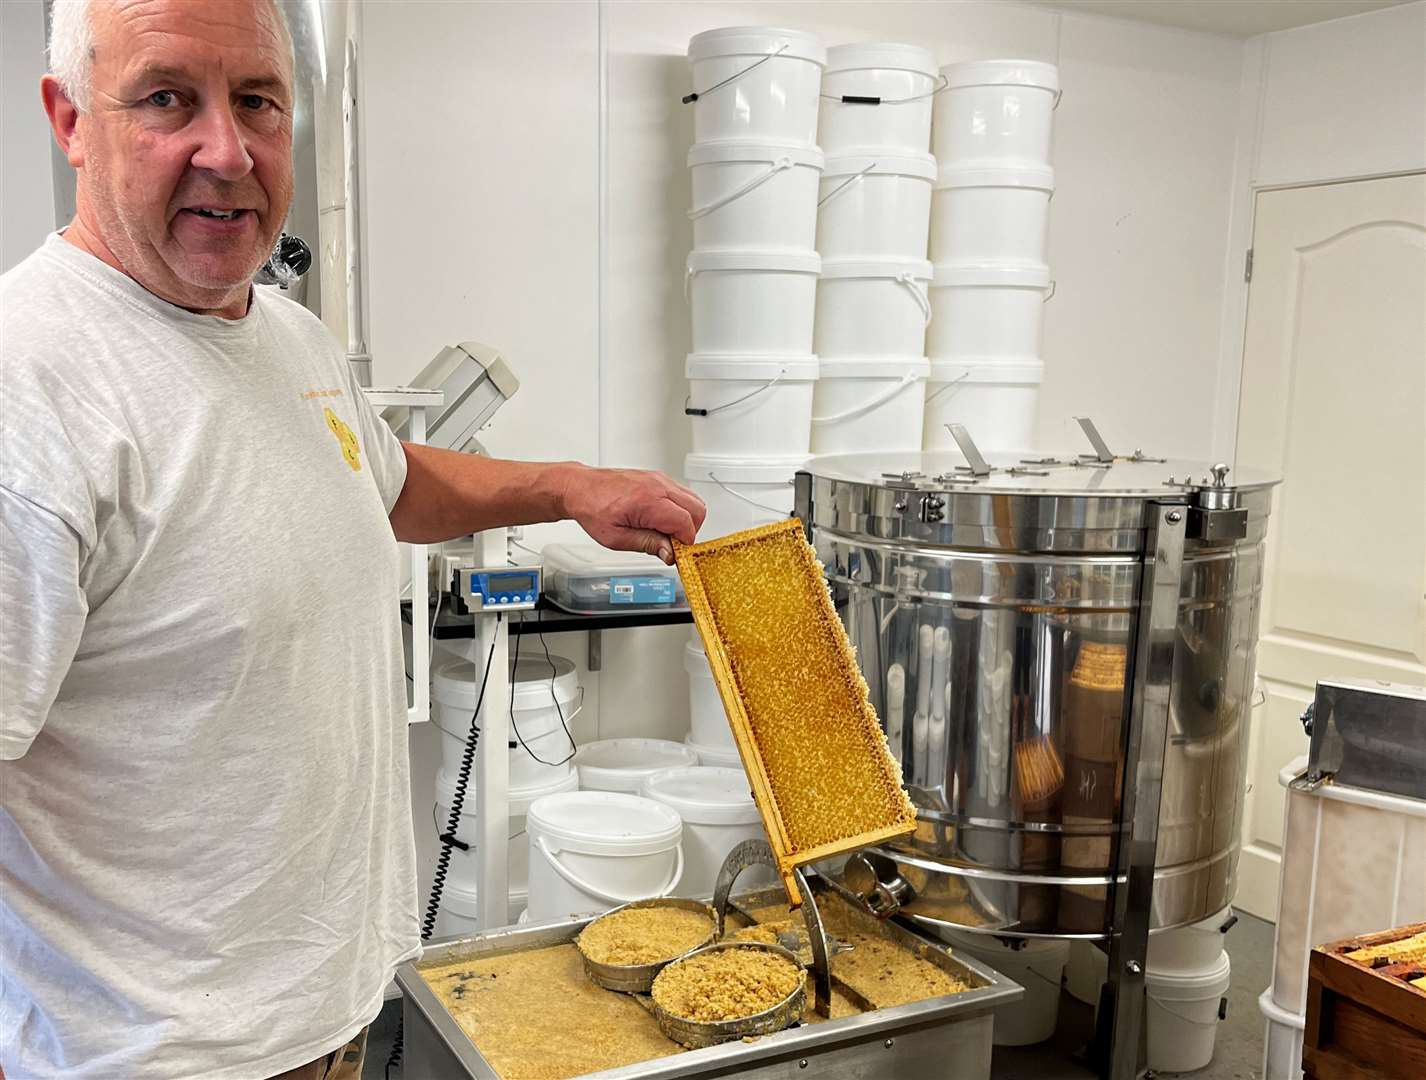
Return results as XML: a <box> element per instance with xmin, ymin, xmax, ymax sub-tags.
<box><xmin>1</xmin><ymin>0</ymin><xmax>58</xmax><ymax>274</ymax></box>
<box><xmin>1212</xmin><ymin>0</ymin><xmax>1426</xmax><ymax>461</ymax></box>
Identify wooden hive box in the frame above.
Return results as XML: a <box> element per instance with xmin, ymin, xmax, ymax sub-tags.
<box><xmin>1304</xmin><ymin>921</ymin><xmax>1426</xmax><ymax>1080</ymax></box>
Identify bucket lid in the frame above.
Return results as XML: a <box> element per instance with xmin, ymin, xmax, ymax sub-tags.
<box><xmin>823</xmin><ymin>152</ymin><xmax>937</xmax><ymax>182</ymax></box>
<box><xmin>686</xmin><ymin>354</ymin><xmax>819</xmax><ymax>381</ymax></box>
<box><xmin>688</xmin><ymin>249</ymin><xmax>821</xmax><ymax>274</ymax></box>
<box><xmin>1146</xmin><ymin>952</ymin><xmax>1231</xmax><ymax>1001</ymax></box>
<box><xmin>932</xmin><ymin>263</ymin><xmax>1051</xmax><ymax>288</ymax></box>
<box><xmin>684</xmin><ymin>452</ymin><xmax>807</xmax><ymax>484</ymax></box>
<box><xmin>821</xmin><ymin>257</ymin><xmax>933</xmax><ymax>281</ymax></box>
<box><xmin>688</xmin><ymin>26</ymin><xmax>827</xmax><ymax>67</ymax></box>
<box><xmin>684</xmin><ymin>639</ymin><xmax>714</xmax><ymax>677</ymax></box>
<box><xmin>819</xmin><ymin>356</ymin><xmax>931</xmax><ymax>379</ymax></box>
<box><xmin>929</xmin><ymin>358</ymin><xmax>1045</xmax><ymax>384</ymax></box>
<box><xmin>687</xmin><ymin>141</ymin><xmax>825</xmax><ymax>169</ymax></box>
<box><xmin>433</xmin><ymin>654</ymin><xmax>579</xmax><ymax>713</ymax></box>
<box><xmin>826</xmin><ymin>42</ymin><xmax>938</xmax><ymax>77</ymax></box>
<box><xmin>527</xmin><ymin>791</ymin><xmax>682</xmax><ymax>856</ymax></box>
<box><xmin>436</xmin><ymin>764</ymin><xmax>579</xmax><ymax>817</ymax></box>
<box><xmin>639</xmin><ymin>766</ymin><xmax>762</xmax><ymax>825</ymax></box>
<box><xmin>684</xmin><ymin>734</ymin><xmax>745</xmax><ymax>767</ymax></box>
<box><xmin>575</xmin><ymin>738</ymin><xmax>701</xmax><ymax>792</ymax></box>
<box><xmin>940</xmin><ymin>58</ymin><xmax>1059</xmax><ymax>93</ymax></box>
<box><xmin>936</xmin><ymin>163</ymin><xmax>1055</xmax><ymax>191</ymax></box>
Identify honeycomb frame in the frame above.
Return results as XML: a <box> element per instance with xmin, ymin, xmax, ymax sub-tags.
<box><xmin>674</xmin><ymin>519</ymin><xmax>917</xmax><ymax>904</ymax></box>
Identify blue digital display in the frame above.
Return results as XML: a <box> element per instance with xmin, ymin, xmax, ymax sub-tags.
<box><xmin>487</xmin><ymin>573</ymin><xmax>535</xmax><ymax>594</ymax></box>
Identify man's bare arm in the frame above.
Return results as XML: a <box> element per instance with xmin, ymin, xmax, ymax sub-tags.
<box><xmin>388</xmin><ymin>443</ymin><xmax>706</xmax><ymax>563</ymax></box>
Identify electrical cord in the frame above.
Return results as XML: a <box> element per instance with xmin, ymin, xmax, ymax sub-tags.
<box><xmin>386</xmin><ymin>613</ymin><xmax>500</xmax><ymax>1080</ymax></box>
<box><xmin>506</xmin><ymin>609</ymin><xmax>578</xmax><ymax>767</ymax></box>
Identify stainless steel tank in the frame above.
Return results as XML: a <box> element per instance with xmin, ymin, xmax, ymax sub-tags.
<box><xmin>797</xmin><ymin>450</ymin><xmax>1276</xmax><ymax>942</ymax></box>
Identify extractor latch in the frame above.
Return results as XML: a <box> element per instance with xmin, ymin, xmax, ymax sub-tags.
<box><xmin>1164</xmin><ymin>464</ymin><xmax>1248</xmax><ymax>540</ymax></box>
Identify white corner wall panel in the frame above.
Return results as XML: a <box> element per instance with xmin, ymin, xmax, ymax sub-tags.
<box><xmin>1037</xmin><ymin>14</ymin><xmax>1243</xmax><ymax>458</ymax></box>
<box><xmin>1255</xmin><ymin>1</ymin><xmax>1426</xmax><ymax>186</ymax></box>
<box><xmin>360</xmin><ymin>0</ymin><xmax>600</xmax><ymax>468</ymax></box>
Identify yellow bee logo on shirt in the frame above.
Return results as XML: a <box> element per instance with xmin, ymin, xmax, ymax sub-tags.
<box><xmin>324</xmin><ymin>407</ymin><xmax>362</xmax><ymax>472</ymax></box>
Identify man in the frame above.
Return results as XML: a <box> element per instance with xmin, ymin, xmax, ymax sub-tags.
<box><xmin>0</xmin><ymin>1</ymin><xmax>705</xmax><ymax>1076</ymax></box>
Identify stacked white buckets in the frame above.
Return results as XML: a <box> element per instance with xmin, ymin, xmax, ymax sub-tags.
<box><xmin>925</xmin><ymin>60</ymin><xmax>1059</xmax><ymax>452</ymax></box>
<box><xmin>683</xmin><ymin>26</ymin><xmax>825</xmax><ymax>540</ymax></box>
<box><xmin>431</xmin><ymin>655</ymin><xmax>582</xmax><ymax>932</ymax></box>
<box><xmin>683</xmin><ymin>27</ymin><xmax>826</xmax><ymax>770</ymax></box>
<box><xmin>811</xmin><ymin>43</ymin><xmax>938</xmax><ymax>455</ymax></box>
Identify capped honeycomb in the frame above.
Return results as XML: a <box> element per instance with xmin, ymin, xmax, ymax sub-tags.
<box><xmin>1344</xmin><ymin>929</ymin><xmax>1426</xmax><ymax>966</ymax></box>
<box><xmin>674</xmin><ymin>519</ymin><xmax>917</xmax><ymax>902</ymax></box>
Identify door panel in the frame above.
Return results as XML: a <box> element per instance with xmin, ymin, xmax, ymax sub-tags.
<box><xmin>1234</xmin><ymin>173</ymin><xmax>1426</xmax><ymax>920</ymax></box>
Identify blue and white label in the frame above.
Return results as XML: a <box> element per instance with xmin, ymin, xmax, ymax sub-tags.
<box><xmin>610</xmin><ymin>576</ymin><xmax>676</xmax><ymax>605</ymax></box>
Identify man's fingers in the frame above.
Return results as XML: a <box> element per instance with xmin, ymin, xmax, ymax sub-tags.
<box><xmin>662</xmin><ymin>480</ymin><xmax>708</xmax><ymax>534</ymax></box>
<box><xmin>637</xmin><ymin>496</ymin><xmax>698</xmax><ymax>547</ymax></box>
<box><xmin>608</xmin><ymin>527</ymin><xmax>674</xmax><ymax>565</ymax></box>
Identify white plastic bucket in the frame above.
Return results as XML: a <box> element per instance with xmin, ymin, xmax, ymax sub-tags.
<box><xmin>923</xmin><ymin>358</ymin><xmax>1044</xmax><ymax>453</ymax></box>
<box><xmin>525</xmin><ymin>792</ymin><xmax>684</xmax><ymax>920</ymax></box>
<box><xmin>1270</xmin><ymin>755</ymin><xmax>1426</xmax><ymax>1014</ymax></box>
<box><xmin>933</xmin><ymin>59</ymin><xmax>1060</xmax><ymax>165</ymax></box>
<box><xmin>811</xmin><ymin>357</ymin><xmax>929</xmax><ymax>455</ymax></box>
<box><xmin>817</xmin><ymin>153</ymin><xmax>936</xmax><ymax>260</ymax></box>
<box><xmin>1149</xmin><ymin>907</ymin><xmax>1234</xmax><ymax>973</ymax></box>
<box><xmin>927</xmin><ymin>263</ymin><xmax>1051</xmax><ymax>361</ymax></box>
<box><xmin>687</xmin><ymin>27</ymin><xmax>826</xmax><ymax>146</ymax></box>
<box><xmin>432</xmin><ymin>655</ymin><xmax>580</xmax><ymax>788</ymax></box>
<box><xmin>688</xmin><ymin>142</ymin><xmax>824</xmax><ymax>252</ymax></box>
<box><xmin>433</xmin><ymin>879</ymin><xmax>483</xmax><ymax>940</ymax></box>
<box><xmin>435</xmin><ymin>767</ymin><xmax>580</xmax><ymax>909</ymax></box>
<box><xmin>685</xmin><ymin>452</ymin><xmax>804</xmax><ymax>539</ymax></box>
<box><xmin>944</xmin><ymin>931</ymin><xmax>1069</xmax><ymax>1045</ymax></box>
<box><xmin>685</xmin><ymin>734</ymin><xmax>745</xmax><ymax>771</ymax></box>
<box><xmin>685</xmin><ymin>354</ymin><xmax>818</xmax><ymax>458</ymax></box>
<box><xmin>931</xmin><ymin>165</ymin><xmax>1054</xmax><ymax>269</ymax></box>
<box><xmin>639</xmin><ymin>767</ymin><xmax>765</xmax><ymax>900</ymax></box>
<box><xmin>574</xmin><ymin>738</ymin><xmax>701</xmax><ymax>794</ymax></box>
<box><xmin>1064</xmin><ymin>940</ymin><xmax>1108</xmax><ymax>1006</ymax></box>
<box><xmin>815</xmin><ymin>258</ymin><xmax>932</xmax><ymax>359</ymax></box>
<box><xmin>685</xmin><ymin>640</ymin><xmax>733</xmax><ymax>748</ymax></box>
<box><xmin>820</xmin><ymin>43</ymin><xmax>939</xmax><ymax>155</ymax></box>
<box><xmin>688</xmin><ymin>250</ymin><xmax>821</xmax><ymax>356</ymax></box>
<box><xmin>1145</xmin><ymin>953</ymin><xmax>1231</xmax><ymax>1074</ymax></box>
<box><xmin>1259</xmin><ymin>988</ymin><xmax>1305</xmax><ymax>1080</ymax></box>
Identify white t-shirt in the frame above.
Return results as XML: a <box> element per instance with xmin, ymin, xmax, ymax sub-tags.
<box><xmin>0</xmin><ymin>236</ymin><xmax>420</xmax><ymax>1079</ymax></box>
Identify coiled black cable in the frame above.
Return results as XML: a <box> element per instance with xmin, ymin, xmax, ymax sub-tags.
<box><xmin>387</xmin><ymin>614</ymin><xmax>501</xmax><ymax>1080</ymax></box>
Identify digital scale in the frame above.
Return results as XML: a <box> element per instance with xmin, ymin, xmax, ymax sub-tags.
<box><xmin>453</xmin><ymin>565</ymin><xmax>542</xmax><ymax>612</ymax></box>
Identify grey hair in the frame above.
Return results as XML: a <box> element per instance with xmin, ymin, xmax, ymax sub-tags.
<box><xmin>47</xmin><ymin>0</ymin><xmax>294</xmax><ymax>114</ymax></box>
<box><xmin>47</xmin><ymin>0</ymin><xmax>95</xmax><ymax>112</ymax></box>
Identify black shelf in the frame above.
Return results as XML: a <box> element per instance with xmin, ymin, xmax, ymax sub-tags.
<box><xmin>402</xmin><ymin>596</ymin><xmax>693</xmax><ymax>639</ymax></box>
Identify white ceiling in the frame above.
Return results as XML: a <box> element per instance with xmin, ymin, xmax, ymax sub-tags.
<box><xmin>1032</xmin><ymin>0</ymin><xmax>1416</xmax><ymax>37</ymax></box>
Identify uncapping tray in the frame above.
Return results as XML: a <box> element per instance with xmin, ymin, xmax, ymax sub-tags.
<box><xmin>673</xmin><ymin>519</ymin><xmax>917</xmax><ymax>902</ymax></box>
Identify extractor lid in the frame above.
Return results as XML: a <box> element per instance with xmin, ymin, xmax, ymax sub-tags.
<box><xmin>807</xmin><ymin>450</ymin><xmax>1280</xmax><ymax>499</ymax></box>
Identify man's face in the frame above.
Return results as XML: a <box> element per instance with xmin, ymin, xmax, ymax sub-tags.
<box><xmin>68</xmin><ymin>0</ymin><xmax>294</xmax><ymax>312</ymax></box>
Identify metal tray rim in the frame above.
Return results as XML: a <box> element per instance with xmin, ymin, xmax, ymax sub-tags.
<box><xmin>396</xmin><ymin>907</ymin><xmax>1022</xmax><ymax>1080</ymax></box>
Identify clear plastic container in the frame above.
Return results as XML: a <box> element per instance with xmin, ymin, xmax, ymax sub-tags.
<box><xmin>541</xmin><ymin>543</ymin><xmax>687</xmax><ymax>614</ymax></box>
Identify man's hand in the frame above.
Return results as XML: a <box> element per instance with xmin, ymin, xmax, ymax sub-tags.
<box><xmin>390</xmin><ymin>446</ymin><xmax>705</xmax><ymax>562</ymax></box>
<box><xmin>559</xmin><ymin>466</ymin><xmax>706</xmax><ymax>564</ymax></box>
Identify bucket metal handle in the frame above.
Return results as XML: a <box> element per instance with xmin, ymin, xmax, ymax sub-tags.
<box><xmin>685</xmin><ymin>369</ymin><xmax>786</xmax><ymax>417</ymax></box>
<box><xmin>682</xmin><ymin>44</ymin><xmax>789</xmax><ymax>104</ymax></box>
<box><xmin>811</xmin><ymin>371</ymin><xmax>921</xmax><ymax>425</ymax></box>
<box><xmin>924</xmin><ymin>370</ymin><xmax>971</xmax><ymax>405</ymax></box>
<box><xmin>820</xmin><ymin>72</ymin><xmax>950</xmax><ymax>106</ymax></box>
<box><xmin>706</xmin><ymin>471</ymin><xmax>791</xmax><ymax>515</ymax></box>
<box><xmin>534</xmin><ymin>836</ymin><xmax>685</xmax><ymax>906</ymax></box>
<box><xmin>896</xmin><ymin>270</ymin><xmax>933</xmax><ymax>325</ymax></box>
<box><xmin>818</xmin><ymin>160</ymin><xmax>877</xmax><ymax>208</ymax></box>
<box><xmin>1043</xmin><ymin>280</ymin><xmax>1057</xmax><ymax>303</ymax></box>
<box><xmin>688</xmin><ymin>156</ymin><xmax>795</xmax><ymax>220</ymax></box>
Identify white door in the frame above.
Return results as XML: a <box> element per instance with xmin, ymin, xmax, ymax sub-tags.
<box><xmin>1234</xmin><ymin>173</ymin><xmax>1426</xmax><ymax>920</ymax></box>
